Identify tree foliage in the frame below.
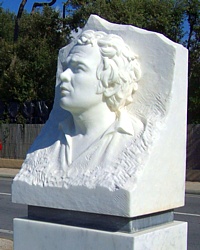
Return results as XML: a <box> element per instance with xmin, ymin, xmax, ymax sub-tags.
<box><xmin>0</xmin><ymin>6</ymin><xmax>70</xmax><ymax>105</ymax></box>
<box><xmin>0</xmin><ymin>7</ymin><xmax>15</xmax><ymax>99</ymax></box>
<box><xmin>186</xmin><ymin>0</ymin><xmax>200</xmax><ymax>123</ymax></box>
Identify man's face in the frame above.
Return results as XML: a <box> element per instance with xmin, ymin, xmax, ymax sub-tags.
<box><xmin>59</xmin><ymin>43</ymin><xmax>102</xmax><ymax>114</ymax></box>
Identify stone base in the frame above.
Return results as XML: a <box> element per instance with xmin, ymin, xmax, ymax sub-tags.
<box><xmin>14</xmin><ymin>218</ymin><xmax>187</xmax><ymax>250</ymax></box>
<box><xmin>28</xmin><ymin>206</ymin><xmax>174</xmax><ymax>233</ymax></box>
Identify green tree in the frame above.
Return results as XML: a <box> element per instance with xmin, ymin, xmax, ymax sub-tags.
<box><xmin>1</xmin><ymin>7</ymin><xmax>70</xmax><ymax>104</ymax></box>
<box><xmin>185</xmin><ymin>0</ymin><xmax>200</xmax><ymax>123</ymax></box>
<box><xmin>0</xmin><ymin>6</ymin><xmax>15</xmax><ymax>100</ymax></box>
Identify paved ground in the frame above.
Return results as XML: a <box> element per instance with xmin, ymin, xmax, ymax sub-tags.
<box><xmin>0</xmin><ymin>238</ymin><xmax>13</xmax><ymax>250</ymax></box>
<box><xmin>185</xmin><ymin>181</ymin><xmax>200</xmax><ymax>194</ymax></box>
<box><xmin>0</xmin><ymin>159</ymin><xmax>23</xmax><ymax>169</ymax></box>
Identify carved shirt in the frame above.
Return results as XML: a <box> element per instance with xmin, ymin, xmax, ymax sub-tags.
<box><xmin>58</xmin><ymin>110</ymin><xmax>140</xmax><ymax>166</ymax></box>
<box><xmin>18</xmin><ymin>110</ymin><xmax>144</xmax><ymax>190</ymax></box>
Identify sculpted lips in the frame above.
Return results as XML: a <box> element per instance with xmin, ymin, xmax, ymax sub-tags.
<box><xmin>60</xmin><ymin>85</ymin><xmax>71</xmax><ymax>96</ymax></box>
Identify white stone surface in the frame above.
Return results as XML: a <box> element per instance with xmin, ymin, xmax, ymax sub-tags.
<box><xmin>12</xmin><ymin>15</ymin><xmax>188</xmax><ymax>217</ymax></box>
<box><xmin>14</xmin><ymin>218</ymin><xmax>187</xmax><ymax>250</ymax></box>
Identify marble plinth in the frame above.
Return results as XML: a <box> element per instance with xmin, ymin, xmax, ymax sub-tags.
<box><xmin>14</xmin><ymin>218</ymin><xmax>187</xmax><ymax>250</ymax></box>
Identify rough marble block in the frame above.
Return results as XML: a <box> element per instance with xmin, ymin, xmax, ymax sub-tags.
<box><xmin>12</xmin><ymin>15</ymin><xmax>188</xmax><ymax>217</ymax></box>
<box><xmin>14</xmin><ymin>218</ymin><xmax>187</xmax><ymax>250</ymax></box>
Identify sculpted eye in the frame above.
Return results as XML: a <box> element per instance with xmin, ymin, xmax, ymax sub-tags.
<box><xmin>69</xmin><ymin>59</ymin><xmax>88</xmax><ymax>73</ymax></box>
<box><xmin>75</xmin><ymin>65</ymin><xmax>84</xmax><ymax>72</ymax></box>
<box><xmin>73</xmin><ymin>63</ymin><xmax>86</xmax><ymax>73</ymax></box>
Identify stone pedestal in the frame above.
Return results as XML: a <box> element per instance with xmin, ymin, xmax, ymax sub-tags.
<box><xmin>14</xmin><ymin>218</ymin><xmax>187</xmax><ymax>250</ymax></box>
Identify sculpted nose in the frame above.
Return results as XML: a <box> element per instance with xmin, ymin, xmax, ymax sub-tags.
<box><xmin>60</xmin><ymin>69</ymin><xmax>71</xmax><ymax>82</ymax></box>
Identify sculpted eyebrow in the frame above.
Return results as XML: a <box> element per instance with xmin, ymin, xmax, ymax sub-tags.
<box><xmin>68</xmin><ymin>56</ymin><xmax>89</xmax><ymax>68</ymax></box>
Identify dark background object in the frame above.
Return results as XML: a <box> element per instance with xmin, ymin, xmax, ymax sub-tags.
<box><xmin>8</xmin><ymin>102</ymin><xmax>19</xmax><ymax>123</ymax></box>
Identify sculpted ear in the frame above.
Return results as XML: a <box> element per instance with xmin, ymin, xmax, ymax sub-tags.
<box><xmin>96</xmin><ymin>81</ymin><xmax>119</xmax><ymax>97</ymax></box>
<box><xmin>103</xmin><ymin>85</ymin><xmax>120</xmax><ymax>97</ymax></box>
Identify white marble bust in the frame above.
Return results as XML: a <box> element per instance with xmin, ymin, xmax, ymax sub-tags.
<box><xmin>58</xmin><ymin>30</ymin><xmax>143</xmax><ymax>173</ymax></box>
<box><xmin>13</xmin><ymin>15</ymin><xmax>188</xmax><ymax>217</ymax></box>
<box><xmin>15</xmin><ymin>29</ymin><xmax>145</xmax><ymax>191</ymax></box>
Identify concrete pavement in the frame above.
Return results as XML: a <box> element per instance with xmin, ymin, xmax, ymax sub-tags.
<box><xmin>185</xmin><ymin>181</ymin><xmax>200</xmax><ymax>195</ymax></box>
<box><xmin>0</xmin><ymin>238</ymin><xmax>13</xmax><ymax>250</ymax></box>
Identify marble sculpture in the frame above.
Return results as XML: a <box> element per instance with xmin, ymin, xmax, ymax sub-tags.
<box><xmin>12</xmin><ymin>15</ymin><xmax>188</xmax><ymax>217</ymax></box>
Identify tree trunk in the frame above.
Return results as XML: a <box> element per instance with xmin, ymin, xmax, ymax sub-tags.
<box><xmin>14</xmin><ymin>0</ymin><xmax>27</xmax><ymax>42</ymax></box>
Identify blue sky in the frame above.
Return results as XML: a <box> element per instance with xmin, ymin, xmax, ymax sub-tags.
<box><xmin>1</xmin><ymin>0</ymin><xmax>64</xmax><ymax>13</ymax></box>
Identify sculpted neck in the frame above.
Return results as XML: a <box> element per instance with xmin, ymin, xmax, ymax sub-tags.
<box><xmin>71</xmin><ymin>102</ymin><xmax>116</xmax><ymax>136</ymax></box>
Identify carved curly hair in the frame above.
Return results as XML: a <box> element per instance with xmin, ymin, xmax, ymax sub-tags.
<box><xmin>77</xmin><ymin>30</ymin><xmax>141</xmax><ymax>112</ymax></box>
